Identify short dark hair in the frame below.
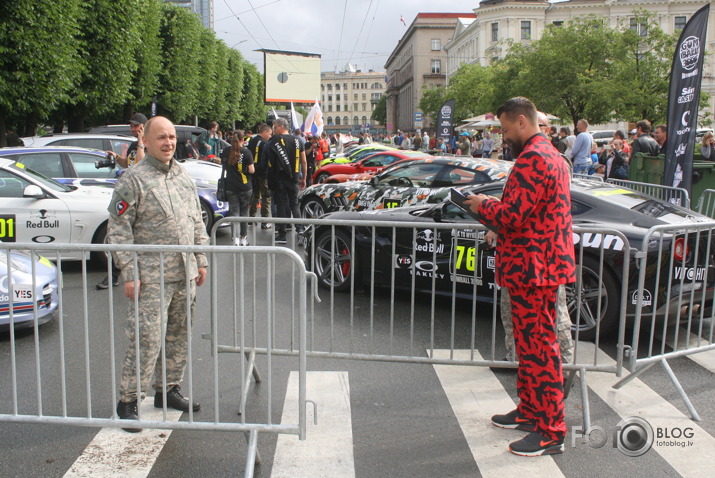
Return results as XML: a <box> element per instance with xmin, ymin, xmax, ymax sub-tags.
<box><xmin>496</xmin><ymin>97</ymin><xmax>538</xmax><ymax>125</ymax></box>
<box><xmin>257</xmin><ymin>123</ymin><xmax>271</xmax><ymax>133</ymax></box>
<box><xmin>655</xmin><ymin>124</ymin><xmax>667</xmax><ymax>134</ymax></box>
<box><xmin>560</xmin><ymin>126</ymin><xmax>571</xmax><ymax>136</ymax></box>
<box><xmin>636</xmin><ymin>119</ymin><xmax>652</xmax><ymax>134</ymax></box>
<box><xmin>614</xmin><ymin>130</ymin><xmax>626</xmax><ymax>141</ymax></box>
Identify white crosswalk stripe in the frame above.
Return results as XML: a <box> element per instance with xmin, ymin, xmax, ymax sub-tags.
<box><xmin>432</xmin><ymin>349</ymin><xmax>564</xmax><ymax>477</ymax></box>
<box><xmin>271</xmin><ymin>371</ymin><xmax>355</xmax><ymax>478</ymax></box>
<box><xmin>63</xmin><ymin>397</ymin><xmax>182</xmax><ymax>478</ymax></box>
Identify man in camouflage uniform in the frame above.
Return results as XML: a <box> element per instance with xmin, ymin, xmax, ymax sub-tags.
<box><xmin>109</xmin><ymin>116</ymin><xmax>209</xmax><ymax>432</ymax></box>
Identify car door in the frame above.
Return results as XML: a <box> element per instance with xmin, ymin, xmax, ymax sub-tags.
<box><xmin>0</xmin><ymin>165</ymin><xmax>72</xmax><ymax>245</ymax></box>
<box><xmin>353</xmin><ymin>162</ymin><xmax>444</xmax><ymax>211</ymax></box>
<box><xmin>66</xmin><ymin>152</ymin><xmax>119</xmax><ymax>185</ymax></box>
<box><xmin>10</xmin><ymin>152</ymin><xmax>69</xmax><ymax>179</ymax></box>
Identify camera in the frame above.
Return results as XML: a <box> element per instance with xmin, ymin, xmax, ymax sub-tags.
<box><xmin>95</xmin><ymin>152</ymin><xmax>116</xmax><ymax>169</ymax></box>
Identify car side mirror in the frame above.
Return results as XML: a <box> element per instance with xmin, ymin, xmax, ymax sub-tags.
<box><xmin>23</xmin><ymin>184</ymin><xmax>45</xmax><ymax>199</ymax></box>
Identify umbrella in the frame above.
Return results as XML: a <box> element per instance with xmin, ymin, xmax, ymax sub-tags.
<box><xmin>472</xmin><ymin>119</ymin><xmax>501</xmax><ymax>128</ymax></box>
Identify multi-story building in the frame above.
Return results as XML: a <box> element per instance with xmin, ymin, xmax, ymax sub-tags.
<box><xmin>166</xmin><ymin>0</ymin><xmax>214</xmax><ymax>30</ymax></box>
<box><xmin>320</xmin><ymin>69</ymin><xmax>387</xmax><ymax>134</ymax></box>
<box><xmin>384</xmin><ymin>12</ymin><xmax>477</xmax><ymax>134</ymax></box>
<box><xmin>444</xmin><ymin>0</ymin><xmax>715</xmax><ymax>116</ymax></box>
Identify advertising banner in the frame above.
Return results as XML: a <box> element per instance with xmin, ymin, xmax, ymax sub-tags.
<box><xmin>438</xmin><ymin>99</ymin><xmax>455</xmax><ymax>142</ymax></box>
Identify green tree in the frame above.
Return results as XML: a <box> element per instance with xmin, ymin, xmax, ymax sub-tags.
<box><xmin>239</xmin><ymin>62</ymin><xmax>267</xmax><ymax>129</ymax></box>
<box><xmin>418</xmin><ymin>86</ymin><xmax>448</xmax><ymax>125</ymax></box>
<box><xmin>502</xmin><ymin>17</ymin><xmax>616</xmax><ymax>128</ymax></box>
<box><xmin>63</xmin><ymin>0</ymin><xmax>144</xmax><ymax>131</ymax></box>
<box><xmin>371</xmin><ymin>94</ymin><xmax>388</xmax><ymax>124</ymax></box>
<box><xmin>222</xmin><ymin>48</ymin><xmax>246</xmax><ymax>128</ymax></box>
<box><xmin>444</xmin><ymin>63</ymin><xmax>496</xmax><ymax>122</ymax></box>
<box><xmin>157</xmin><ymin>3</ymin><xmax>204</xmax><ymax>123</ymax></box>
<box><xmin>609</xmin><ymin>11</ymin><xmax>677</xmax><ymax>124</ymax></box>
<box><xmin>0</xmin><ymin>0</ymin><xmax>83</xmax><ymax>142</ymax></box>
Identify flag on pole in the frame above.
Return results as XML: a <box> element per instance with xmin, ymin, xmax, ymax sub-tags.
<box><xmin>271</xmin><ymin>107</ymin><xmax>279</xmax><ymax>123</ymax></box>
<box><xmin>400</xmin><ymin>15</ymin><xmax>406</xmax><ymax>27</ymax></box>
<box><xmin>663</xmin><ymin>4</ymin><xmax>710</xmax><ymax>196</ymax></box>
<box><xmin>290</xmin><ymin>102</ymin><xmax>300</xmax><ymax>132</ymax></box>
<box><xmin>302</xmin><ymin>99</ymin><xmax>324</xmax><ymax>137</ymax></box>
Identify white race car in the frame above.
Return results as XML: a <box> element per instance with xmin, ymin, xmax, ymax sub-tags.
<box><xmin>0</xmin><ymin>158</ymin><xmax>113</xmax><ymax>265</ymax></box>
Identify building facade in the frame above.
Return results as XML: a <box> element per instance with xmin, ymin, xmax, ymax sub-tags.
<box><xmin>444</xmin><ymin>0</ymin><xmax>715</xmax><ymax>116</ymax></box>
<box><xmin>166</xmin><ymin>0</ymin><xmax>214</xmax><ymax>30</ymax></box>
<box><xmin>384</xmin><ymin>13</ymin><xmax>477</xmax><ymax>134</ymax></box>
<box><xmin>320</xmin><ymin>69</ymin><xmax>387</xmax><ymax>134</ymax></box>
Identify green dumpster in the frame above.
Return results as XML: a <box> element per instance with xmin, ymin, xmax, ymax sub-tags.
<box><xmin>628</xmin><ymin>153</ymin><xmax>664</xmax><ymax>184</ymax></box>
<box><xmin>691</xmin><ymin>161</ymin><xmax>715</xmax><ymax>209</ymax></box>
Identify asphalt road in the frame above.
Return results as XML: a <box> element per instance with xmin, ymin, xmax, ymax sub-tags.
<box><xmin>1</xmin><ymin>225</ymin><xmax>714</xmax><ymax>477</ymax></box>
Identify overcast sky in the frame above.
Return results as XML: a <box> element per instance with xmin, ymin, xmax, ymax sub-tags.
<box><xmin>214</xmin><ymin>0</ymin><xmax>478</xmax><ymax>73</ymax></box>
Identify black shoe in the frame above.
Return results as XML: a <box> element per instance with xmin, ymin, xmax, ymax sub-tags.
<box><xmin>286</xmin><ymin>225</ymin><xmax>293</xmax><ymax>231</ymax></box>
<box><xmin>154</xmin><ymin>386</ymin><xmax>200</xmax><ymax>412</ymax></box>
<box><xmin>261</xmin><ymin>223</ymin><xmax>272</xmax><ymax>230</ymax></box>
<box><xmin>275</xmin><ymin>233</ymin><xmax>287</xmax><ymax>244</ymax></box>
<box><xmin>96</xmin><ymin>275</ymin><xmax>120</xmax><ymax>290</ymax></box>
<box><xmin>491</xmin><ymin>409</ymin><xmax>536</xmax><ymax>432</ymax></box>
<box><xmin>116</xmin><ymin>400</ymin><xmax>141</xmax><ymax>433</ymax></box>
<box><xmin>509</xmin><ymin>431</ymin><xmax>564</xmax><ymax>457</ymax></box>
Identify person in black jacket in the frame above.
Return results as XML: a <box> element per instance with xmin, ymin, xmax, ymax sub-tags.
<box><xmin>247</xmin><ymin>124</ymin><xmax>273</xmax><ymax>228</ymax></box>
<box><xmin>220</xmin><ymin>131</ymin><xmax>254</xmax><ymax>246</ymax></box>
<box><xmin>599</xmin><ymin>138</ymin><xmax>629</xmax><ymax>179</ymax></box>
<box><xmin>630</xmin><ymin>120</ymin><xmax>660</xmax><ymax>161</ymax></box>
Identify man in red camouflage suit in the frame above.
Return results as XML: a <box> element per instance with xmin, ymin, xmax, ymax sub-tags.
<box><xmin>465</xmin><ymin>97</ymin><xmax>576</xmax><ymax>457</ymax></box>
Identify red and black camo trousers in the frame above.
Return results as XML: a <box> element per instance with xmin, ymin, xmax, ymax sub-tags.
<box><xmin>508</xmin><ymin>285</ymin><xmax>566</xmax><ymax>441</ymax></box>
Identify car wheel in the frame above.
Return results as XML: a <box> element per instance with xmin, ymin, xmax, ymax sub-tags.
<box><xmin>566</xmin><ymin>255</ymin><xmax>620</xmax><ymax>340</ymax></box>
<box><xmin>200</xmin><ymin>200</ymin><xmax>213</xmax><ymax>233</ymax></box>
<box><xmin>313</xmin><ymin>229</ymin><xmax>356</xmax><ymax>292</ymax></box>
<box><xmin>302</xmin><ymin>196</ymin><xmax>326</xmax><ymax>219</ymax></box>
<box><xmin>92</xmin><ymin>222</ymin><xmax>109</xmax><ymax>269</ymax></box>
<box><xmin>316</xmin><ymin>172</ymin><xmax>331</xmax><ymax>184</ymax></box>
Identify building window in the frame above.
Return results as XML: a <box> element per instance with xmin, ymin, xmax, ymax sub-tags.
<box><xmin>344</xmin><ymin>94</ymin><xmax>347</xmax><ymax>101</ymax></box>
<box><xmin>630</xmin><ymin>17</ymin><xmax>647</xmax><ymax>36</ymax></box>
<box><xmin>521</xmin><ymin>21</ymin><xmax>531</xmax><ymax>40</ymax></box>
<box><xmin>431</xmin><ymin>59</ymin><xmax>441</xmax><ymax>74</ymax></box>
<box><xmin>362</xmin><ymin>116</ymin><xmax>368</xmax><ymax>125</ymax></box>
<box><xmin>675</xmin><ymin>16</ymin><xmax>687</xmax><ymax>30</ymax></box>
<box><xmin>336</xmin><ymin>105</ymin><xmax>341</xmax><ymax>112</ymax></box>
<box><xmin>362</xmin><ymin>93</ymin><xmax>366</xmax><ymax>100</ymax></box>
<box><xmin>353</xmin><ymin>116</ymin><xmax>359</xmax><ymax>125</ymax></box>
<box><xmin>492</xmin><ymin>56</ymin><xmax>499</xmax><ymax>64</ymax></box>
<box><xmin>344</xmin><ymin>83</ymin><xmax>348</xmax><ymax>90</ymax></box>
<box><xmin>327</xmin><ymin>105</ymin><xmax>332</xmax><ymax>112</ymax></box>
<box><xmin>353</xmin><ymin>103</ymin><xmax>358</xmax><ymax>111</ymax></box>
<box><xmin>552</xmin><ymin>20</ymin><xmax>563</xmax><ymax>27</ymax></box>
<box><xmin>431</xmin><ymin>39</ymin><xmax>441</xmax><ymax>51</ymax></box>
<box><xmin>327</xmin><ymin>116</ymin><xmax>333</xmax><ymax>125</ymax></box>
<box><xmin>354</xmin><ymin>93</ymin><xmax>358</xmax><ymax>100</ymax></box>
<box><xmin>343</xmin><ymin>116</ymin><xmax>349</xmax><ymax>125</ymax></box>
<box><xmin>335</xmin><ymin>116</ymin><xmax>341</xmax><ymax>125</ymax></box>
<box><xmin>372</xmin><ymin>93</ymin><xmax>381</xmax><ymax>100</ymax></box>
<box><xmin>328</xmin><ymin>94</ymin><xmax>332</xmax><ymax>102</ymax></box>
<box><xmin>327</xmin><ymin>84</ymin><xmax>332</xmax><ymax>90</ymax></box>
<box><xmin>491</xmin><ymin>23</ymin><xmax>498</xmax><ymax>42</ymax></box>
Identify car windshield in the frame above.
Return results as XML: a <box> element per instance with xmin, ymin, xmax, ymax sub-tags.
<box><xmin>6</xmin><ymin>162</ymin><xmax>71</xmax><ymax>192</ymax></box>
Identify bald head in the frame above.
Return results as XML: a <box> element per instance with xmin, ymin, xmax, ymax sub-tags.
<box><xmin>537</xmin><ymin>111</ymin><xmax>550</xmax><ymax>134</ymax></box>
<box><xmin>144</xmin><ymin>116</ymin><xmax>177</xmax><ymax>163</ymax></box>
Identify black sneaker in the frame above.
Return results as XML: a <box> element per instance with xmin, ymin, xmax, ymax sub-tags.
<box><xmin>275</xmin><ymin>233</ymin><xmax>287</xmax><ymax>244</ymax></box>
<box><xmin>96</xmin><ymin>275</ymin><xmax>120</xmax><ymax>290</ymax></box>
<box><xmin>261</xmin><ymin>223</ymin><xmax>272</xmax><ymax>230</ymax></box>
<box><xmin>491</xmin><ymin>409</ymin><xmax>536</xmax><ymax>432</ymax></box>
<box><xmin>509</xmin><ymin>431</ymin><xmax>564</xmax><ymax>457</ymax></box>
<box><xmin>116</xmin><ymin>400</ymin><xmax>141</xmax><ymax>433</ymax></box>
<box><xmin>154</xmin><ymin>386</ymin><xmax>200</xmax><ymax>412</ymax></box>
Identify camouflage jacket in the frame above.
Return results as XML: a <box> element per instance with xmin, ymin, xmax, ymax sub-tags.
<box><xmin>107</xmin><ymin>155</ymin><xmax>209</xmax><ymax>283</ymax></box>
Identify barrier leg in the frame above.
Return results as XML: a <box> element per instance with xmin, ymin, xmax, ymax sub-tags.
<box><xmin>244</xmin><ymin>429</ymin><xmax>261</xmax><ymax>478</ymax></box>
<box><xmin>239</xmin><ymin>350</ymin><xmax>261</xmax><ymax>416</ymax></box>
<box><xmin>660</xmin><ymin>358</ymin><xmax>701</xmax><ymax>421</ymax></box>
<box><xmin>612</xmin><ymin>361</ymin><xmax>657</xmax><ymax>389</ymax></box>
<box><xmin>578</xmin><ymin>367</ymin><xmax>591</xmax><ymax>432</ymax></box>
<box><xmin>563</xmin><ymin>369</ymin><xmax>577</xmax><ymax>399</ymax></box>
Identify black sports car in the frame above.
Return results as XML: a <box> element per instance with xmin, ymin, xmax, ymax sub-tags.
<box><xmin>304</xmin><ymin>179</ymin><xmax>715</xmax><ymax>339</ymax></box>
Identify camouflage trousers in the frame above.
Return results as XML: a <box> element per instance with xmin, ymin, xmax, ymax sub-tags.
<box><xmin>500</xmin><ymin>284</ymin><xmax>574</xmax><ymax>364</ymax></box>
<box><xmin>119</xmin><ymin>280</ymin><xmax>196</xmax><ymax>402</ymax></box>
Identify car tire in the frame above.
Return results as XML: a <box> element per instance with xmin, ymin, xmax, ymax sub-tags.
<box><xmin>200</xmin><ymin>200</ymin><xmax>213</xmax><ymax>233</ymax></box>
<box><xmin>92</xmin><ymin>222</ymin><xmax>109</xmax><ymax>269</ymax></box>
<box><xmin>302</xmin><ymin>196</ymin><xmax>326</xmax><ymax>219</ymax></box>
<box><xmin>566</xmin><ymin>255</ymin><xmax>620</xmax><ymax>341</ymax></box>
<box><xmin>315</xmin><ymin>172</ymin><xmax>331</xmax><ymax>184</ymax></box>
<box><xmin>313</xmin><ymin>229</ymin><xmax>357</xmax><ymax>292</ymax></box>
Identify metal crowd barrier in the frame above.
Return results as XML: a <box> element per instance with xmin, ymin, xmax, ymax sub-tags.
<box><xmin>696</xmin><ymin>188</ymin><xmax>715</xmax><ymax>218</ymax></box>
<box><xmin>0</xmin><ymin>242</ymin><xmax>310</xmax><ymax>478</ymax></box>
<box><xmin>214</xmin><ymin>216</ymin><xmax>630</xmax><ymax>430</ymax></box>
<box><xmin>606</xmin><ymin>178</ymin><xmax>691</xmax><ymax>209</ymax></box>
<box><xmin>613</xmin><ymin>220</ymin><xmax>715</xmax><ymax>421</ymax></box>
